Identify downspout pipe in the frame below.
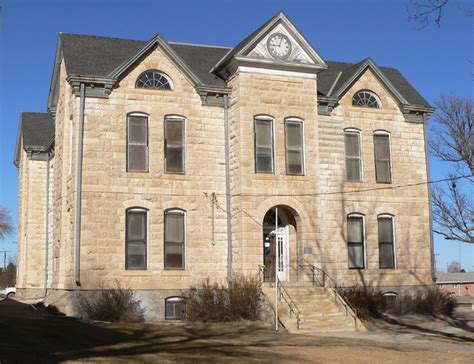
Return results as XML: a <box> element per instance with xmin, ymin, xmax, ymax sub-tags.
<box><xmin>223</xmin><ymin>94</ymin><xmax>233</xmax><ymax>280</ymax></box>
<box><xmin>423</xmin><ymin>113</ymin><xmax>436</xmax><ymax>282</ymax></box>
<box><xmin>75</xmin><ymin>83</ymin><xmax>85</xmax><ymax>286</ymax></box>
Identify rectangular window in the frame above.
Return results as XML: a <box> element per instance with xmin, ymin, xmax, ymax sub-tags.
<box><xmin>347</xmin><ymin>216</ymin><xmax>365</xmax><ymax>269</ymax></box>
<box><xmin>378</xmin><ymin>216</ymin><xmax>395</xmax><ymax>269</ymax></box>
<box><xmin>165</xmin><ymin>117</ymin><xmax>185</xmax><ymax>173</ymax></box>
<box><xmin>164</xmin><ymin>210</ymin><xmax>185</xmax><ymax>269</ymax></box>
<box><xmin>345</xmin><ymin>131</ymin><xmax>362</xmax><ymax>181</ymax></box>
<box><xmin>285</xmin><ymin>120</ymin><xmax>304</xmax><ymax>175</ymax></box>
<box><xmin>254</xmin><ymin>118</ymin><xmax>274</xmax><ymax>173</ymax></box>
<box><xmin>126</xmin><ymin>210</ymin><xmax>147</xmax><ymax>270</ymax></box>
<box><xmin>127</xmin><ymin>115</ymin><xmax>148</xmax><ymax>172</ymax></box>
<box><xmin>374</xmin><ymin>133</ymin><xmax>391</xmax><ymax>183</ymax></box>
<box><xmin>165</xmin><ymin>297</ymin><xmax>185</xmax><ymax>320</ymax></box>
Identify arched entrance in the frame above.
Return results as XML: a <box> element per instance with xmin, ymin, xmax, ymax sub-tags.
<box><xmin>262</xmin><ymin>206</ymin><xmax>297</xmax><ymax>282</ymax></box>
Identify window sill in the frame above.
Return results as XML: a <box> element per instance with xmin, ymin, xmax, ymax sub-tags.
<box><xmin>161</xmin><ymin>270</ymin><xmax>190</xmax><ymax>277</ymax></box>
<box><xmin>122</xmin><ymin>271</ymin><xmax>153</xmax><ymax>276</ymax></box>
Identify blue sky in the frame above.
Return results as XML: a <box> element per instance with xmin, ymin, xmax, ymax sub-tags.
<box><xmin>0</xmin><ymin>0</ymin><xmax>472</xmax><ymax>270</ymax></box>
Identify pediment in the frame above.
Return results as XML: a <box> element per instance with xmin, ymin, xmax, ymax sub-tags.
<box><xmin>246</xmin><ymin>23</ymin><xmax>316</xmax><ymax>65</ymax></box>
<box><xmin>211</xmin><ymin>12</ymin><xmax>327</xmax><ymax>77</ymax></box>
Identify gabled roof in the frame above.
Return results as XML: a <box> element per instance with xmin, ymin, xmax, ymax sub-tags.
<box><xmin>14</xmin><ymin>112</ymin><xmax>55</xmax><ymax>167</ymax></box>
<box><xmin>436</xmin><ymin>272</ymin><xmax>474</xmax><ymax>284</ymax></box>
<box><xmin>211</xmin><ymin>11</ymin><xmax>327</xmax><ymax>74</ymax></box>
<box><xmin>317</xmin><ymin>59</ymin><xmax>430</xmax><ymax>107</ymax></box>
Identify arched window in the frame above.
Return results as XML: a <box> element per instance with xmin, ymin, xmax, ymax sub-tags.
<box><xmin>135</xmin><ymin>70</ymin><xmax>173</xmax><ymax>90</ymax></box>
<box><xmin>126</xmin><ymin>207</ymin><xmax>148</xmax><ymax>270</ymax></box>
<box><xmin>373</xmin><ymin>130</ymin><xmax>392</xmax><ymax>183</ymax></box>
<box><xmin>352</xmin><ymin>90</ymin><xmax>381</xmax><ymax>108</ymax></box>
<box><xmin>165</xmin><ymin>297</ymin><xmax>185</xmax><ymax>320</ymax></box>
<box><xmin>254</xmin><ymin>115</ymin><xmax>275</xmax><ymax>174</ymax></box>
<box><xmin>164</xmin><ymin>115</ymin><xmax>185</xmax><ymax>173</ymax></box>
<box><xmin>344</xmin><ymin>128</ymin><xmax>362</xmax><ymax>181</ymax></box>
<box><xmin>347</xmin><ymin>213</ymin><xmax>365</xmax><ymax>269</ymax></box>
<box><xmin>378</xmin><ymin>214</ymin><xmax>396</xmax><ymax>269</ymax></box>
<box><xmin>127</xmin><ymin>113</ymin><xmax>149</xmax><ymax>172</ymax></box>
<box><xmin>164</xmin><ymin>209</ymin><xmax>186</xmax><ymax>270</ymax></box>
<box><xmin>285</xmin><ymin>118</ymin><xmax>305</xmax><ymax>175</ymax></box>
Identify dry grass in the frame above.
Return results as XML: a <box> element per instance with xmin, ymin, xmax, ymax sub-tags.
<box><xmin>0</xmin><ymin>315</ymin><xmax>473</xmax><ymax>363</ymax></box>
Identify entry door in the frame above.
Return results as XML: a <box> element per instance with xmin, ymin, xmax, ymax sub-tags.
<box><xmin>276</xmin><ymin>227</ymin><xmax>289</xmax><ymax>282</ymax></box>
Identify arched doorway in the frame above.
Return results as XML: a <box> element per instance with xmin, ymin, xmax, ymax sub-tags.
<box><xmin>262</xmin><ymin>206</ymin><xmax>297</xmax><ymax>282</ymax></box>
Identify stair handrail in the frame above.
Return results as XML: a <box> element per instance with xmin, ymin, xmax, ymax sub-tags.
<box><xmin>277</xmin><ymin>278</ymin><xmax>301</xmax><ymax>330</ymax></box>
<box><xmin>299</xmin><ymin>261</ymin><xmax>360</xmax><ymax>329</ymax></box>
<box><xmin>258</xmin><ymin>264</ymin><xmax>301</xmax><ymax>330</ymax></box>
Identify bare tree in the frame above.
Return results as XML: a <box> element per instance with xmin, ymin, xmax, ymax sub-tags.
<box><xmin>430</xmin><ymin>95</ymin><xmax>473</xmax><ymax>243</ymax></box>
<box><xmin>0</xmin><ymin>207</ymin><xmax>13</xmax><ymax>240</ymax></box>
<box><xmin>446</xmin><ymin>260</ymin><xmax>462</xmax><ymax>273</ymax></box>
<box><xmin>408</xmin><ymin>0</ymin><xmax>473</xmax><ymax>29</ymax></box>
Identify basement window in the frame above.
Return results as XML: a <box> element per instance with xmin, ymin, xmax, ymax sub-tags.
<box><xmin>165</xmin><ymin>297</ymin><xmax>185</xmax><ymax>320</ymax></box>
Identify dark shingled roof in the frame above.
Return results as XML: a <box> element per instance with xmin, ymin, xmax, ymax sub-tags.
<box><xmin>168</xmin><ymin>43</ymin><xmax>230</xmax><ymax>88</ymax></box>
<box><xmin>58</xmin><ymin>33</ymin><xmax>429</xmax><ymax>107</ymax></box>
<box><xmin>21</xmin><ymin>112</ymin><xmax>55</xmax><ymax>151</ymax></box>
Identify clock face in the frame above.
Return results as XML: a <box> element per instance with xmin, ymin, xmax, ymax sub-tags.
<box><xmin>267</xmin><ymin>33</ymin><xmax>292</xmax><ymax>60</ymax></box>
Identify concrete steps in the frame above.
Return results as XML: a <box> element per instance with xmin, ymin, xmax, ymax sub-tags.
<box><xmin>262</xmin><ymin>284</ymin><xmax>364</xmax><ymax>334</ymax></box>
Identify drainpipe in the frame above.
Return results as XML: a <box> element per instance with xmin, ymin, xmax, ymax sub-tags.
<box><xmin>43</xmin><ymin>153</ymin><xmax>51</xmax><ymax>297</ymax></box>
<box><xmin>75</xmin><ymin>83</ymin><xmax>85</xmax><ymax>286</ymax></box>
<box><xmin>223</xmin><ymin>94</ymin><xmax>233</xmax><ymax>280</ymax></box>
<box><xmin>423</xmin><ymin>113</ymin><xmax>436</xmax><ymax>282</ymax></box>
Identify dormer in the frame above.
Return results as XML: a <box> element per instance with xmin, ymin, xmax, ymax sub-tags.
<box><xmin>211</xmin><ymin>12</ymin><xmax>327</xmax><ymax>81</ymax></box>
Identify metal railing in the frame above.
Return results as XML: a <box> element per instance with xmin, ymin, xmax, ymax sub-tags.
<box><xmin>299</xmin><ymin>262</ymin><xmax>360</xmax><ymax>329</ymax></box>
<box><xmin>259</xmin><ymin>264</ymin><xmax>301</xmax><ymax>330</ymax></box>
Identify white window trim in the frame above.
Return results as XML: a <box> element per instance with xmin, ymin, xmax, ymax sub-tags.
<box><xmin>164</xmin><ymin>115</ymin><xmax>186</xmax><ymax>174</ymax></box>
<box><xmin>347</xmin><ymin>213</ymin><xmax>367</xmax><ymax>269</ymax></box>
<box><xmin>164</xmin><ymin>208</ymin><xmax>187</xmax><ymax>270</ymax></box>
<box><xmin>344</xmin><ymin>128</ymin><xmax>363</xmax><ymax>182</ymax></box>
<box><xmin>126</xmin><ymin>207</ymin><xmax>149</xmax><ymax>270</ymax></box>
<box><xmin>254</xmin><ymin>115</ymin><xmax>276</xmax><ymax>174</ymax></box>
<box><xmin>165</xmin><ymin>296</ymin><xmax>185</xmax><ymax>320</ymax></box>
<box><xmin>378</xmin><ymin>214</ymin><xmax>397</xmax><ymax>269</ymax></box>
<box><xmin>284</xmin><ymin>117</ymin><xmax>306</xmax><ymax>176</ymax></box>
<box><xmin>127</xmin><ymin>112</ymin><xmax>150</xmax><ymax>172</ymax></box>
<box><xmin>373</xmin><ymin>130</ymin><xmax>393</xmax><ymax>183</ymax></box>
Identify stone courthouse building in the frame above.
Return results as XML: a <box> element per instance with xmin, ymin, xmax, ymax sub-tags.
<box><xmin>14</xmin><ymin>12</ymin><xmax>435</xmax><ymax>322</ymax></box>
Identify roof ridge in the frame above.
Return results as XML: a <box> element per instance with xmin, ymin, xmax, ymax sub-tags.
<box><xmin>60</xmin><ymin>32</ymin><xmax>146</xmax><ymax>43</ymax></box>
<box><xmin>168</xmin><ymin>41</ymin><xmax>231</xmax><ymax>50</ymax></box>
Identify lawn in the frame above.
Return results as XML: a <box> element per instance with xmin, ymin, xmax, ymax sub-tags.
<box><xmin>1</xmin><ymin>315</ymin><xmax>473</xmax><ymax>363</ymax></box>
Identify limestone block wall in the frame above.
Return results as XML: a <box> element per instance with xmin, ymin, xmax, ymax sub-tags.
<box><xmin>228</xmin><ymin>72</ymin><xmax>320</xmax><ymax>277</ymax></box>
<box><xmin>75</xmin><ymin>46</ymin><xmax>228</xmax><ymax>289</ymax></box>
<box><xmin>317</xmin><ymin>69</ymin><xmax>433</xmax><ymax>288</ymax></box>
<box><xmin>16</xmin><ymin>154</ymin><xmax>48</xmax><ymax>293</ymax></box>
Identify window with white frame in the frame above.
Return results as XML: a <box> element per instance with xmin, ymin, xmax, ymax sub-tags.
<box><xmin>164</xmin><ymin>116</ymin><xmax>185</xmax><ymax>173</ymax></box>
<box><xmin>136</xmin><ymin>70</ymin><xmax>173</xmax><ymax>90</ymax></box>
<box><xmin>373</xmin><ymin>131</ymin><xmax>392</xmax><ymax>183</ymax></box>
<box><xmin>378</xmin><ymin>215</ymin><xmax>396</xmax><ymax>269</ymax></box>
<box><xmin>347</xmin><ymin>214</ymin><xmax>365</xmax><ymax>269</ymax></box>
<box><xmin>352</xmin><ymin>90</ymin><xmax>381</xmax><ymax>108</ymax></box>
<box><xmin>344</xmin><ymin>129</ymin><xmax>362</xmax><ymax>181</ymax></box>
<box><xmin>125</xmin><ymin>208</ymin><xmax>147</xmax><ymax>270</ymax></box>
<box><xmin>127</xmin><ymin>114</ymin><xmax>148</xmax><ymax>172</ymax></box>
<box><xmin>285</xmin><ymin>118</ymin><xmax>304</xmax><ymax>175</ymax></box>
<box><xmin>165</xmin><ymin>297</ymin><xmax>186</xmax><ymax>320</ymax></box>
<box><xmin>254</xmin><ymin>116</ymin><xmax>274</xmax><ymax>173</ymax></box>
<box><xmin>164</xmin><ymin>209</ymin><xmax>185</xmax><ymax>269</ymax></box>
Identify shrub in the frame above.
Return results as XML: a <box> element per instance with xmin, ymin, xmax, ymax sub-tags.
<box><xmin>338</xmin><ymin>286</ymin><xmax>387</xmax><ymax>320</ymax></box>
<box><xmin>76</xmin><ymin>284</ymin><xmax>145</xmax><ymax>323</ymax></box>
<box><xmin>339</xmin><ymin>285</ymin><xmax>456</xmax><ymax>320</ymax></box>
<box><xmin>184</xmin><ymin>274</ymin><xmax>262</xmax><ymax>322</ymax></box>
